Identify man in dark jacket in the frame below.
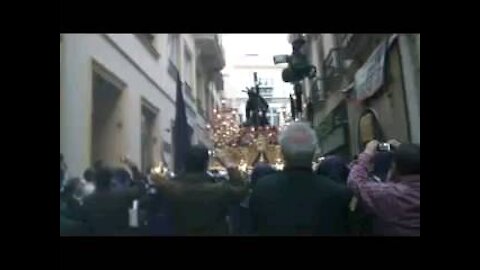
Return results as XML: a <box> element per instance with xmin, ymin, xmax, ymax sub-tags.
<box><xmin>60</xmin><ymin>177</ymin><xmax>84</xmax><ymax>221</ymax></box>
<box><xmin>155</xmin><ymin>145</ymin><xmax>248</xmax><ymax>235</ymax></box>
<box><xmin>250</xmin><ymin>122</ymin><xmax>352</xmax><ymax>235</ymax></box>
<box><xmin>60</xmin><ymin>199</ymin><xmax>87</xmax><ymax>236</ymax></box>
<box><xmin>60</xmin><ymin>179</ymin><xmax>87</xmax><ymax>236</ymax></box>
<box><xmin>82</xmin><ymin>167</ymin><xmax>144</xmax><ymax>236</ymax></box>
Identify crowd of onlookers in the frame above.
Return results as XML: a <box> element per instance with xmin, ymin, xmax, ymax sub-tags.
<box><xmin>60</xmin><ymin>122</ymin><xmax>420</xmax><ymax>236</ymax></box>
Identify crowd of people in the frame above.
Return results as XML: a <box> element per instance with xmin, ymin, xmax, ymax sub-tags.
<box><xmin>60</xmin><ymin>122</ymin><xmax>420</xmax><ymax>236</ymax></box>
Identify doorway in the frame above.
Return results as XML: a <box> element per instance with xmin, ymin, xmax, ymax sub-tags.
<box><xmin>91</xmin><ymin>69</ymin><xmax>123</xmax><ymax>167</ymax></box>
<box><xmin>141</xmin><ymin>101</ymin><xmax>158</xmax><ymax>173</ymax></box>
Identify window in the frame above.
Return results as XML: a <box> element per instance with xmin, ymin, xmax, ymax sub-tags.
<box><xmin>168</xmin><ymin>34</ymin><xmax>180</xmax><ymax>66</ymax></box>
<box><xmin>184</xmin><ymin>46</ymin><xmax>193</xmax><ymax>85</ymax></box>
<box><xmin>136</xmin><ymin>34</ymin><xmax>159</xmax><ymax>59</ymax></box>
<box><xmin>141</xmin><ymin>34</ymin><xmax>155</xmax><ymax>43</ymax></box>
<box><xmin>141</xmin><ymin>101</ymin><xmax>158</xmax><ymax>173</ymax></box>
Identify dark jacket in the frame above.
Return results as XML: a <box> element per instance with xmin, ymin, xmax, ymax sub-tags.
<box><xmin>60</xmin><ymin>199</ymin><xmax>87</xmax><ymax>236</ymax></box>
<box><xmin>138</xmin><ymin>188</ymin><xmax>174</xmax><ymax>236</ymax></box>
<box><xmin>315</xmin><ymin>156</ymin><xmax>350</xmax><ymax>185</ymax></box>
<box><xmin>60</xmin><ymin>215</ymin><xmax>87</xmax><ymax>236</ymax></box>
<box><xmin>230</xmin><ymin>163</ymin><xmax>276</xmax><ymax>235</ymax></box>
<box><xmin>60</xmin><ymin>196</ymin><xmax>84</xmax><ymax>221</ymax></box>
<box><xmin>156</xmin><ymin>169</ymin><xmax>248</xmax><ymax>235</ymax></box>
<box><xmin>250</xmin><ymin>167</ymin><xmax>352</xmax><ymax>236</ymax></box>
<box><xmin>81</xmin><ymin>187</ymin><xmax>142</xmax><ymax>236</ymax></box>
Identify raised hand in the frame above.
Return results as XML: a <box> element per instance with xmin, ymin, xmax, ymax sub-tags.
<box><xmin>364</xmin><ymin>140</ymin><xmax>379</xmax><ymax>156</ymax></box>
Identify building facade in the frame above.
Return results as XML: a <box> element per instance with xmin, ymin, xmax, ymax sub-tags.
<box><xmin>60</xmin><ymin>34</ymin><xmax>224</xmax><ymax>177</ymax></box>
<box><xmin>289</xmin><ymin>33</ymin><xmax>420</xmax><ymax>158</ymax></box>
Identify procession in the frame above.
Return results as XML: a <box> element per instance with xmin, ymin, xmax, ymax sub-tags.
<box><xmin>60</xmin><ymin>34</ymin><xmax>420</xmax><ymax>236</ymax></box>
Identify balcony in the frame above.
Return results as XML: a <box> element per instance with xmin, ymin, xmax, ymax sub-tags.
<box><xmin>184</xmin><ymin>82</ymin><xmax>194</xmax><ymax>102</ymax></box>
<box><xmin>310</xmin><ymin>77</ymin><xmax>325</xmax><ymax>107</ymax></box>
<box><xmin>185</xmin><ymin>101</ymin><xmax>196</xmax><ymax>120</ymax></box>
<box><xmin>135</xmin><ymin>34</ymin><xmax>160</xmax><ymax>59</ymax></box>
<box><xmin>196</xmin><ymin>99</ymin><xmax>206</xmax><ymax>119</ymax></box>
<box><xmin>324</xmin><ymin>48</ymin><xmax>343</xmax><ymax>79</ymax></box>
<box><xmin>335</xmin><ymin>34</ymin><xmax>368</xmax><ymax>60</ymax></box>
<box><xmin>168</xmin><ymin>60</ymin><xmax>179</xmax><ymax>80</ymax></box>
<box><xmin>323</xmin><ymin>48</ymin><xmax>344</xmax><ymax>93</ymax></box>
<box><xmin>194</xmin><ymin>34</ymin><xmax>225</xmax><ymax>72</ymax></box>
<box><xmin>213</xmin><ymin>71</ymin><xmax>224</xmax><ymax>91</ymax></box>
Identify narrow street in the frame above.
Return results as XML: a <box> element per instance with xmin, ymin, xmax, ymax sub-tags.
<box><xmin>60</xmin><ymin>33</ymin><xmax>420</xmax><ymax>236</ymax></box>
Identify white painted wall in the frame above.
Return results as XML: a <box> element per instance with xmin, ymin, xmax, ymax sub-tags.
<box><xmin>61</xmin><ymin>34</ymin><xmax>177</xmax><ymax>177</ymax></box>
<box><xmin>61</xmin><ymin>34</ymin><xmax>226</xmax><ymax>176</ymax></box>
<box><xmin>61</xmin><ymin>34</ymin><xmax>95</xmax><ymax>177</ymax></box>
<box><xmin>102</xmin><ymin>34</ymin><xmax>180</xmax><ymax>167</ymax></box>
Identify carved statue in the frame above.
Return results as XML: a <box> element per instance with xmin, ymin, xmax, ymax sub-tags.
<box><xmin>244</xmin><ymin>88</ymin><xmax>269</xmax><ymax>127</ymax></box>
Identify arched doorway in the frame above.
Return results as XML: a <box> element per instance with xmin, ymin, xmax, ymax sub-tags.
<box><xmin>357</xmin><ymin>108</ymin><xmax>384</xmax><ymax>151</ymax></box>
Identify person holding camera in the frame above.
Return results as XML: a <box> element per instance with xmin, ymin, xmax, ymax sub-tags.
<box><xmin>347</xmin><ymin>139</ymin><xmax>420</xmax><ymax>236</ymax></box>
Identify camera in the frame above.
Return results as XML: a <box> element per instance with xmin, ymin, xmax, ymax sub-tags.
<box><xmin>377</xmin><ymin>143</ymin><xmax>391</xmax><ymax>152</ymax></box>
